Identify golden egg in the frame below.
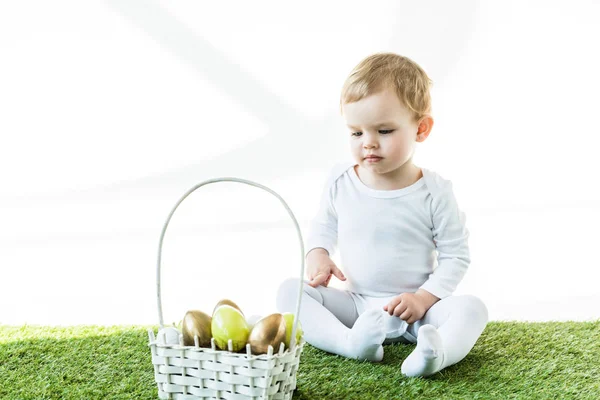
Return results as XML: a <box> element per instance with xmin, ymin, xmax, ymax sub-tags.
<box><xmin>213</xmin><ymin>299</ymin><xmax>244</xmax><ymax>316</ymax></box>
<box><xmin>248</xmin><ymin>313</ymin><xmax>286</xmax><ymax>355</ymax></box>
<box><xmin>182</xmin><ymin>310</ymin><xmax>212</xmax><ymax>347</ymax></box>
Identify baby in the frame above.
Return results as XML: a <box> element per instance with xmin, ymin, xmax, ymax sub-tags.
<box><xmin>276</xmin><ymin>52</ymin><xmax>488</xmax><ymax>377</ymax></box>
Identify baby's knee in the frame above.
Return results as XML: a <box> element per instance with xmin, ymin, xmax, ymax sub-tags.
<box><xmin>275</xmin><ymin>278</ymin><xmax>322</xmax><ymax>313</ymax></box>
<box><xmin>459</xmin><ymin>295</ymin><xmax>489</xmax><ymax>323</ymax></box>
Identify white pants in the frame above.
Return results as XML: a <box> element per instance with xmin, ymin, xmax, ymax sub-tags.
<box><xmin>276</xmin><ymin>278</ymin><xmax>488</xmax><ymax>368</ymax></box>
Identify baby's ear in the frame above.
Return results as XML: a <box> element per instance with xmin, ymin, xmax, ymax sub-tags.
<box><xmin>416</xmin><ymin>115</ymin><xmax>434</xmax><ymax>142</ymax></box>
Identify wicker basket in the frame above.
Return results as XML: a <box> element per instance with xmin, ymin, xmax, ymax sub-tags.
<box><xmin>148</xmin><ymin>178</ymin><xmax>306</xmax><ymax>400</ymax></box>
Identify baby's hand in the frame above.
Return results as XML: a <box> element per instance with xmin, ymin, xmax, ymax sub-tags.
<box><xmin>383</xmin><ymin>293</ymin><xmax>428</xmax><ymax>325</ymax></box>
<box><xmin>306</xmin><ymin>248</ymin><xmax>346</xmax><ymax>288</ymax></box>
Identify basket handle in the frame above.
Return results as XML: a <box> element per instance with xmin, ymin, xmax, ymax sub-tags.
<box><xmin>156</xmin><ymin>177</ymin><xmax>305</xmax><ymax>350</ymax></box>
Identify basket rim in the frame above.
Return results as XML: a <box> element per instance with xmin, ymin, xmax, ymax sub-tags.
<box><xmin>149</xmin><ymin>329</ymin><xmax>306</xmax><ymax>361</ymax></box>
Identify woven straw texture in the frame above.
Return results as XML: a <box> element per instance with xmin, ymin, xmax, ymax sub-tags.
<box><xmin>149</xmin><ymin>334</ymin><xmax>304</xmax><ymax>400</ymax></box>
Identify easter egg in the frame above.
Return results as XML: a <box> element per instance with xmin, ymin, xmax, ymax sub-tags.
<box><xmin>213</xmin><ymin>299</ymin><xmax>243</xmax><ymax>316</ymax></box>
<box><xmin>283</xmin><ymin>312</ymin><xmax>303</xmax><ymax>348</ymax></box>
<box><xmin>248</xmin><ymin>313</ymin><xmax>286</xmax><ymax>355</ymax></box>
<box><xmin>182</xmin><ymin>310</ymin><xmax>212</xmax><ymax>347</ymax></box>
<box><xmin>211</xmin><ymin>305</ymin><xmax>250</xmax><ymax>351</ymax></box>
<box><xmin>157</xmin><ymin>326</ymin><xmax>180</xmax><ymax>345</ymax></box>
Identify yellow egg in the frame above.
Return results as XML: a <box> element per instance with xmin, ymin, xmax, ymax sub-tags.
<box><xmin>182</xmin><ymin>310</ymin><xmax>212</xmax><ymax>347</ymax></box>
<box><xmin>211</xmin><ymin>305</ymin><xmax>250</xmax><ymax>352</ymax></box>
<box><xmin>283</xmin><ymin>312</ymin><xmax>303</xmax><ymax>348</ymax></box>
<box><xmin>248</xmin><ymin>313</ymin><xmax>286</xmax><ymax>355</ymax></box>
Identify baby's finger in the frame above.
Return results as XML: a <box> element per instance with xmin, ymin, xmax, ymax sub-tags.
<box><xmin>331</xmin><ymin>264</ymin><xmax>346</xmax><ymax>281</ymax></box>
<box><xmin>383</xmin><ymin>300</ymin><xmax>395</xmax><ymax>315</ymax></box>
<box><xmin>386</xmin><ymin>298</ymin><xmax>402</xmax><ymax>315</ymax></box>
<box><xmin>393</xmin><ymin>302</ymin><xmax>408</xmax><ymax>317</ymax></box>
<box><xmin>399</xmin><ymin>309</ymin><xmax>412</xmax><ymax>322</ymax></box>
<box><xmin>323</xmin><ymin>274</ymin><xmax>332</xmax><ymax>287</ymax></box>
<box><xmin>308</xmin><ymin>272</ymin><xmax>328</xmax><ymax>287</ymax></box>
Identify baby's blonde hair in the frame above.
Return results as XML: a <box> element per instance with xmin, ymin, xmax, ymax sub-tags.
<box><xmin>340</xmin><ymin>52</ymin><xmax>432</xmax><ymax>121</ymax></box>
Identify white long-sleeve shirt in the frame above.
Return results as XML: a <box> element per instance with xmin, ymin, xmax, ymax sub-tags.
<box><xmin>306</xmin><ymin>163</ymin><xmax>470</xmax><ymax>299</ymax></box>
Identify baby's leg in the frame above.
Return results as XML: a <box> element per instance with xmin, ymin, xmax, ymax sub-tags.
<box><xmin>276</xmin><ymin>278</ymin><xmax>386</xmax><ymax>361</ymax></box>
<box><xmin>401</xmin><ymin>295</ymin><xmax>488</xmax><ymax>377</ymax></box>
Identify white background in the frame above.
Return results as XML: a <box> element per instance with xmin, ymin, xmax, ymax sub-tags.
<box><xmin>1</xmin><ymin>0</ymin><xmax>599</xmax><ymax>325</ymax></box>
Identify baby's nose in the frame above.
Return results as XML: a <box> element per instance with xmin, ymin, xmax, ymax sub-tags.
<box><xmin>363</xmin><ymin>139</ymin><xmax>378</xmax><ymax>148</ymax></box>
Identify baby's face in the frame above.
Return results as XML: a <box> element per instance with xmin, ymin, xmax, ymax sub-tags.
<box><xmin>343</xmin><ymin>88</ymin><xmax>421</xmax><ymax>180</ymax></box>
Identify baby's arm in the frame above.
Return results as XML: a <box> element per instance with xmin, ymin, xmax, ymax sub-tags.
<box><xmin>419</xmin><ymin>182</ymin><xmax>470</xmax><ymax>299</ymax></box>
<box><xmin>305</xmin><ymin>176</ymin><xmax>339</xmax><ymax>259</ymax></box>
<box><xmin>305</xmin><ymin>167</ymin><xmax>346</xmax><ymax>285</ymax></box>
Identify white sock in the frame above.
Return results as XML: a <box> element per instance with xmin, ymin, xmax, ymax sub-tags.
<box><xmin>343</xmin><ymin>309</ymin><xmax>386</xmax><ymax>362</ymax></box>
<box><xmin>275</xmin><ymin>279</ymin><xmax>386</xmax><ymax>362</ymax></box>
<box><xmin>401</xmin><ymin>324</ymin><xmax>445</xmax><ymax>377</ymax></box>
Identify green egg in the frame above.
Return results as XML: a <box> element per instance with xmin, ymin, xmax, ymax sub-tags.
<box><xmin>283</xmin><ymin>312</ymin><xmax>303</xmax><ymax>348</ymax></box>
<box><xmin>211</xmin><ymin>305</ymin><xmax>250</xmax><ymax>352</ymax></box>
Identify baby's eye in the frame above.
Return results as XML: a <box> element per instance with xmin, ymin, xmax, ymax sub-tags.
<box><xmin>351</xmin><ymin>131</ymin><xmax>362</xmax><ymax>137</ymax></box>
<box><xmin>379</xmin><ymin>129</ymin><xmax>394</xmax><ymax>134</ymax></box>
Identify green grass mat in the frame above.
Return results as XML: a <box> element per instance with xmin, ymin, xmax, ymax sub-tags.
<box><xmin>1</xmin><ymin>322</ymin><xmax>598</xmax><ymax>399</ymax></box>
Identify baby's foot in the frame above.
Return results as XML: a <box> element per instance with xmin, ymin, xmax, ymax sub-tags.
<box><xmin>344</xmin><ymin>309</ymin><xmax>386</xmax><ymax>362</ymax></box>
<box><xmin>401</xmin><ymin>324</ymin><xmax>445</xmax><ymax>377</ymax></box>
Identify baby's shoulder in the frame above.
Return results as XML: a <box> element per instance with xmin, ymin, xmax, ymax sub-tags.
<box><xmin>325</xmin><ymin>162</ymin><xmax>355</xmax><ymax>187</ymax></box>
<box><xmin>421</xmin><ymin>168</ymin><xmax>454</xmax><ymax>196</ymax></box>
